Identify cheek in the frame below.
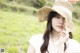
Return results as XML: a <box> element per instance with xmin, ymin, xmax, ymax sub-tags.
<box><xmin>52</xmin><ymin>20</ymin><xmax>57</xmax><ymax>29</ymax></box>
<box><xmin>52</xmin><ymin>20</ymin><xmax>63</xmax><ymax>32</ymax></box>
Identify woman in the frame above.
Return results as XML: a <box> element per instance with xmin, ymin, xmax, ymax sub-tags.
<box><xmin>27</xmin><ymin>1</ymin><xmax>80</xmax><ymax>53</ymax></box>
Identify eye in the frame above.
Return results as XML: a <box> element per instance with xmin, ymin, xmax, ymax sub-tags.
<box><xmin>63</xmin><ymin>18</ymin><xmax>65</xmax><ymax>20</ymax></box>
<box><xmin>56</xmin><ymin>16</ymin><xmax>60</xmax><ymax>18</ymax></box>
<box><xmin>56</xmin><ymin>17</ymin><xmax>60</xmax><ymax>18</ymax></box>
<box><xmin>63</xmin><ymin>18</ymin><xmax>66</xmax><ymax>22</ymax></box>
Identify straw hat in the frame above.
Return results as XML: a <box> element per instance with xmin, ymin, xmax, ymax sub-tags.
<box><xmin>38</xmin><ymin>1</ymin><xmax>75</xmax><ymax>32</ymax></box>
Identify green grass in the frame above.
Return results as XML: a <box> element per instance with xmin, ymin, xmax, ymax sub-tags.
<box><xmin>73</xmin><ymin>18</ymin><xmax>80</xmax><ymax>42</ymax></box>
<box><xmin>0</xmin><ymin>10</ymin><xmax>80</xmax><ymax>53</ymax></box>
<box><xmin>0</xmin><ymin>10</ymin><xmax>46</xmax><ymax>53</ymax></box>
<box><xmin>73</xmin><ymin>25</ymin><xmax>80</xmax><ymax>42</ymax></box>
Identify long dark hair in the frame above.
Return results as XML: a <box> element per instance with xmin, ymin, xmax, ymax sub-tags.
<box><xmin>40</xmin><ymin>11</ymin><xmax>73</xmax><ymax>53</ymax></box>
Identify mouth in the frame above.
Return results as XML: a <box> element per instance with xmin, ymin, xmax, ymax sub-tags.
<box><xmin>57</xmin><ymin>26</ymin><xmax>63</xmax><ymax>29</ymax></box>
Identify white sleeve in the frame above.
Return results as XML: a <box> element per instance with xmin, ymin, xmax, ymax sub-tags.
<box><xmin>29</xmin><ymin>35</ymin><xmax>37</xmax><ymax>48</ymax></box>
<box><xmin>29</xmin><ymin>34</ymin><xmax>43</xmax><ymax>49</ymax></box>
<box><xmin>66</xmin><ymin>39</ymin><xmax>80</xmax><ymax>53</ymax></box>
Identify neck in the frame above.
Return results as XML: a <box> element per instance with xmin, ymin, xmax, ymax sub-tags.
<box><xmin>51</xmin><ymin>30</ymin><xmax>60</xmax><ymax>42</ymax></box>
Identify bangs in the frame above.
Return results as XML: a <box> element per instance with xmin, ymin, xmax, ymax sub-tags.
<box><xmin>48</xmin><ymin>11</ymin><xmax>60</xmax><ymax>19</ymax></box>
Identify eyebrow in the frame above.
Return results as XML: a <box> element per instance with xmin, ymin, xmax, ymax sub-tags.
<box><xmin>56</xmin><ymin>15</ymin><xmax>64</xmax><ymax>18</ymax></box>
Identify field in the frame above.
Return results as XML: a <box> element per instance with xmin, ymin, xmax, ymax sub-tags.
<box><xmin>0</xmin><ymin>10</ymin><xmax>80</xmax><ymax>53</ymax></box>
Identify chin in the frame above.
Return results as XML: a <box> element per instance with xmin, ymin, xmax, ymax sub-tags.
<box><xmin>56</xmin><ymin>29</ymin><xmax>63</xmax><ymax>32</ymax></box>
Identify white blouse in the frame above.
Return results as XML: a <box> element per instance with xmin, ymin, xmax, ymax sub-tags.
<box><xmin>29</xmin><ymin>34</ymin><xmax>80</xmax><ymax>53</ymax></box>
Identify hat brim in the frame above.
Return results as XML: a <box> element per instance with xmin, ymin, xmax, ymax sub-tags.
<box><xmin>38</xmin><ymin>6</ymin><xmax>75</xmax><ymax>32</ymax></box>
<box><xmin>38</xmin><ymin>6</ymin><xmax>52</xmax><ymax>22</ymax></box>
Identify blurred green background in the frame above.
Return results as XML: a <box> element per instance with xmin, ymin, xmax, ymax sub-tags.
<box><xmin>0</xmin><ymin>0</ymin><xmax>80</xmax><ymax>53</ymax></box>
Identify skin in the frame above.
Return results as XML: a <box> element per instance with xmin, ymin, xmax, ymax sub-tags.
<box><xmin>51</xmin><ymin>15</ymin><xmax>69</xmax><ymax>44</ymax></box>
<box><xmin>27</xmin><ymin>15</ymin><xmax>69</xmax><ymax>53</ymax></box>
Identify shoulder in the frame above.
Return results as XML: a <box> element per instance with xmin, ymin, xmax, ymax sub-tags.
<box><xmin>67</xmin><ymin>39</ymin><xmax>80</xmax><ymax>47</ymax></box>
<box><xmin>66</xmin><ymin>39</ymin><xmax>80</xmax><ymax>53</ymax></box>
<box><xmin>29</xmin><ymin>34</ymin><xmax>43</xmax><ymax>41</ymax></box>
<box><xmin>29</xmin><ymin>34</ymin><xmax>44</xmax><ymax>49</ymax></box>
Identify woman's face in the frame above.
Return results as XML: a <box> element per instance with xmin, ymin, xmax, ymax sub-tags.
<box><xmin>52</xmin><ymin>15</ymin><xmax>65</xmax><ymax>32</ymax></box>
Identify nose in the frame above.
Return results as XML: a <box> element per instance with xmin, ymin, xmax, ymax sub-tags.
<box><xmin>59</xmin><ymin>17</ymin><xmax>64</xmax><ymax>24</ymax></box>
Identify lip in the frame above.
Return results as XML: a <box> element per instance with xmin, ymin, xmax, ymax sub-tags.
<box><xmin>57</xmin><ymin>26</ymin><xmax>63</xmax><ymax>29</ymax></box>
